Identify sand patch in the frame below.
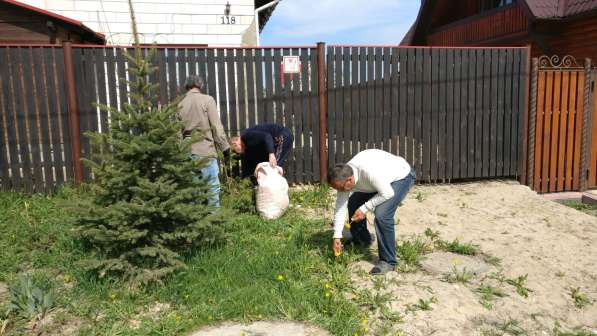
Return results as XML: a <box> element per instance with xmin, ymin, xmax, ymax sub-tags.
<box><xmin>190</xmin><ymin>321</ymin><xmax>329</xmax><ymax>336</ymax></box>
<box><xmin>347</xmin><ymin>181</ymin><xmax>597</xmax><ymax>335</ymax></box>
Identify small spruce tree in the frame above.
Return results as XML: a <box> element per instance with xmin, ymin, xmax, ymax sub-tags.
<box><xmin>73</xmin><ymin>1</ymin><xmax>227</xmax><ymax>284</ymax></box>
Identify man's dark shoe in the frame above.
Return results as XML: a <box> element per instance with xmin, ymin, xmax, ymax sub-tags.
<box><xmin>369</xmin><ymin>261</ymin><xmax>395</xmax><ymax>275</ymax></box>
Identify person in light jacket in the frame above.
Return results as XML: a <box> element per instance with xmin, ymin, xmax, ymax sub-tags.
<box><xmin>178</xmin><ymin>75</ymin><xmax>230</xmax><ymax>208</ymax></box>
<box><xmin>328</xmin><ymin>149</ymin><xmax>416</xmax><ymax>275</ymax></box>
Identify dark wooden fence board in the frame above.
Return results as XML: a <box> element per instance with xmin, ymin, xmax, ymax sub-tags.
<box><xmin>496</xmin><ymin>50</ymin><xmax>506</xmax><ymax>176</ymax></box>
<box><xmin>33</xmin><ymin>48</ymin><xmax>56</xmax><ymax>192</ymax></box>
<box><xmin>236</xmin><ymin>49</ymin><xmax>247</xmax><ymax>135</ymax></box>
<box><xmin>383</xmin><ymin>48</ymin><xmax>392</xmax><ymax>153</ymax></box>
<box><xmin>350</xmin><ymin>47</ymin><xmax>359</xmax><ymax>156</ymax></box>
<box><xmin>2</xmin><ymin>48</ymin><xmax>21</xmax><ymax>190</ymax></box>
<box><xmin>374</xmin><ymin>47</ymin><xmax>383</xmax><ymax>150</ymax></box>
<box><xmin>398</xmin><ymin>49</ymin><xmax>408</xmax><ymax>159</ymax></box>
<box><xmin>438</xmin><ymin>49</ymin><xmax>447</xmax><ymax>181</ymax></box>
<box><xmin>264</xmin><ymin>49</ymin><xmax>275</xmax><ymax>124</ymax></box>
<box><xmin>474</xmin><ymin>50</ymin><xmax>484</xmax><ymax>178</ymax></box>
<box><xmin>466</xmin><ymin>49</ymin><xmax>476</xmax><ymax>178</ymax></box>
<box><xmin>246</xmin><ymin>50</ymin><xmax>257</xmax><ymax>128</ymax></box>
<box><xmin>14</xmin><ymin>48</ymin><xmax>34</xmax><ymax>192</ymax></box>
<box><xmin>305</xmin><ymin>49</ymin><xmax>318</xmax><ymax>182</ymax></box>
<box><xmin>22</xmin><ymin>47</ymin><xmax>44</xmax><ymax>192</ymax></box>
<box><xmin>330</xmin><ymin>47</ymin><xmax>339</xmax><ymax>164</ymax></box>
<box><xmin>430</xmin><ymin>48</ymin><xmax>439</xmax><ymax>181</ymax></box>
<box><xmin>31</xmin><ymin>48</ymin><xmax>54</xmax><ymax>192</ymax></box>
<box><xmin>406</xmin><ymin>48</ymin><xmax>416</xmax><ymax>166</ymax></box>
<box><xmin>0</xmin><ymin>48</ymin><xmax>15</xmax><ymax>190</ymax></box>
<box><xmin>254</xmin><ymin>49</ymin><xmax>266</xmax><ymax>125</ymax></box>
<box><xmin>446</xmin><ymin>49</ymin><xmax>454</xmax><ymax>180</ymax></box>
<box><xmin>503</xmin><ymin>50</ymin><xmax>513</xmax><ymax>177</ymax></box>
<box><xmin>300</xmin><ymin>48</ymin><xmax>311</xmax><ymax>181</ymax></box>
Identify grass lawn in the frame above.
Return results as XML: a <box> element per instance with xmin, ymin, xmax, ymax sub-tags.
<box><xmin>0</xmin><ymin>185</ymin><xmax>369</xmax><ymax>335</ymax></box>
<box><xmin>559</xmin><ymin>200</ymin><xmax>597</xmax><ymax>217</ymax></box>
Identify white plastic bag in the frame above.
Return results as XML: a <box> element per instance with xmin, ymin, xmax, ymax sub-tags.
<box><xmin>255</xmin><ymin>162</ymin><xmax>289</xmax><ymax>220</ymax></box>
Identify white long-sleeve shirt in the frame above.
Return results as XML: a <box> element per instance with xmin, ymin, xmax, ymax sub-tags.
<box><xmin>332</xmin><ymin>149</ymin><xmax>411</xmax><ymax>239</ymax></box>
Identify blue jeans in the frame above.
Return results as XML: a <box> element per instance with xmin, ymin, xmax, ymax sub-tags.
<box><xmin>348</xmin><ymin>170</ymin><xmax>416</xmax><ymax>266</ymax></box>
<box><xmin>190</xmin><ymin>155</ymin><xmax>220</xmax><ymax>208</ymax></box>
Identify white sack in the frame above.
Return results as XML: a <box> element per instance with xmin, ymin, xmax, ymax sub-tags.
<box><xmin>255</xmin><ymin>162</ymin><xmax>289</xmax><ymax>220</ymax></box>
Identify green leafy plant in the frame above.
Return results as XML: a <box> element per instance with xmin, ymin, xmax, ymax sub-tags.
<box><xmin>553</xmin><ymin>322</ymin><xmax>596</xmax><ymax>336</ymax></box>
<box><xmin>506</xmin><ymin>275</ymin><xmax>533</xmax><ymax>298</ymax></box>
<box><xmin>443</xmin><ymin>267</ymin><xmax>473</xmax><ymax>284</ymax></box>
<box><xmin>437</xmin><ymin>239</ymin><xmax>479</xmax><ymax>255</ymax></box>
<box><xmin>396</xmin><ymin>237</ymin><xmax>432</xmax><ymax>270</ymax></box>
<box><xmin>353</xmin><ymin>288</ymin><xmax>392</xmax><ymax>312</ymax></box>
<box><xmin>415</xmin><ymin>192</ymin><xmax>426</xmax><ymax>202</ymax></box>
<box><xmin>496</xmin><ymin>319</ymin><xmax>527</xmax><ymax>336</ymax></box>
<box><xmin>424</xmin><ymin>228</ymin><xmax>440</xmax><ymax>241</ymax></box>
<box><xmin>407</xmin><ymin>297</ymin><xmax>437</xmax><ymax>312</ymax></box>
<box><xmin>485</xmin><ymin>256</ymin><xmax>502</xmax><ymax>267</ymax></box>
<box><xmin>7</xmin><ymin>275</ymin><xmax>54</xmax><ymax>321</ymax></box>
<box><xmin>476</xmin><ymin>285</ymin><xmax>507</xmax><ymax>309</ymax></box>
<box><xmin>570</xmin><ymin>287</ymin><xmax>592</xmax><ymax>309</ymax></box>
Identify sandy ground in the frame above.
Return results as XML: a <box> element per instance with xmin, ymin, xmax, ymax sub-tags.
<box><xmin>348</xmin><ymin>180</ymin><xmax>597</xmax><ymax>335</ymax></box>
<box><xmin>190</xmin><ymin>321</ymin><xmax>329</xmax><ymax>336</ymax></box>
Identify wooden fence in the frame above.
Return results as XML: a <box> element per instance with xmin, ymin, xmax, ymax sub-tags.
<box><xmin>327</xmin><ymin>46</ymin><xmax>529</xmax><ymax>182</ymax></box>
<box><xmin>0</xmin><ymin>46</ymin><xmax>73</xmax><ymax>193</ymax></box>
<box><xmin>1</xmin><ymin>44</ymin><xmax>534</xmax><ymax>193</ymax></box>
<box><xmin>527</xmin><ymin>56</ymin><xmax>597</xmax><ymax>193</ymax></box>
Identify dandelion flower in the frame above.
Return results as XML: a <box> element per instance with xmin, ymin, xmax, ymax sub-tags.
<box><xmin>345</xmin><ymin>223</ymin><xmax>351</xmax><ymax>230</ymax></box>
<box><xmin>334</xmin><ymin>251</ymin><xmax>341</xmax><ymax>257</ymax></box>
<box><xmin>208</xmin><ymin>315</ymin><xmax>213</xmax><ymax>321</ymax></box>
<box><xmin>276</xmin><ymin>274</ymin><xmax>284</xmax><ymax>281</ymax></box>
<box><xmin>325</xmin><ymin>291</ymin><xmax>332</xmax><ymax>298</ymax></box>
<box><xmin>324</xmin><ymin>283</ymin><xmax>331</xmax><ymax>289</ymax></box>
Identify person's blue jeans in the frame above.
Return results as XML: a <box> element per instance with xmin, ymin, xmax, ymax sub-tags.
<box><xmin>347</xmin><ymin>170</ymin><xmax>416</xmax><ymax>266</ymax></box>
<box><xmin>190</xmin><ymin>155</ymin><xmax>220</xmax><ymax>208</ymax></box>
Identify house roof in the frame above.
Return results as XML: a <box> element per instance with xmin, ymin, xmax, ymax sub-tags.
<box><xmin>401</xmin><ymin>0</ymin><xmax>597</xmax><ymax>45</ymax></box>
<box><xmin>524</xmin><ymin>0</ymin><xmax>597</xmax><ymax>18</ymax></box>
<box><xmin>2</xmin><ymin>0</ymin><xmax>106</xmax><ymax>44</ymax></box>
<box><xmin>255</xmin><ymin>0</ymin><xmax>279</xmax><ymax>32</ymax></box>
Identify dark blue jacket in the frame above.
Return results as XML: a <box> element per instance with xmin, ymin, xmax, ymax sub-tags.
<box><xmin>240</xmin><ymin>124</ymin><xmax>288</xmax><ymax>178</ymax></box>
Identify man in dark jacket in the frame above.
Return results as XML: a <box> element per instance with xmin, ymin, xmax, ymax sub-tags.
<box><xmin>229</xmin><ymin>124</ymin><xmax>294</xmax><ymax>178</ymax></box>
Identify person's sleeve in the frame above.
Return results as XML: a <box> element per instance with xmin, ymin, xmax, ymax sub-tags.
<box><xmin>332</xmin><ymin>191</ymin><xmax>350</xmax><ymax>239</ymax></box>
<box><xmin>206</xmin><ymin>97</ymin><xmax>230</xmax><ymax>152</ymax></box>
<box><xmin>359</xmin><ymin>172</ymin><xmax>395</xmax><ymax>214</ymax></box>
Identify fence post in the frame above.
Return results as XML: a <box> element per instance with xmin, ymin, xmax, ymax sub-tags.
<box><xmin>62</xmin><ymin>42</ymin><xmax>83</xmax><ymax>185</ymax></box>
<box><xmin>317</xmin><ymin>42</ymin><xmax>328</xmax><ymax>183</ymax></box>
<box><xmin>520</xmin><ymin>46</ymin><xmax>532</xmax><ymax>186</ymax></box>
<box><xmin>526</xmin><ymin>57</ymin><xmax>538</xmax><ymax>188</ymax></box>
<box><xmin>580</xmin><ymin>58</ymin><xmax>594</xmax><ymax>191</ymax></box>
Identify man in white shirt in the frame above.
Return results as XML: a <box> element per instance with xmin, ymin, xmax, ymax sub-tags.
<box><xmin>328</xmin><ymin>149</ymin><xmax>415</xmax><ymax>275</ymax></box>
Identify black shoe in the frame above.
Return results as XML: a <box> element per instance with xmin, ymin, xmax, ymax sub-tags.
<box><xmin>369</xmin><ymin>261</ymin><xmax>395</xmax><ymax>275</ymax></box>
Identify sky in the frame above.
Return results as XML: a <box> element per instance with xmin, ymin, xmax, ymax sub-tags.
<box><xmin>260</xmin><ymin>0</ymin><xmax>421</xmax><ymax>46</ymax></box>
